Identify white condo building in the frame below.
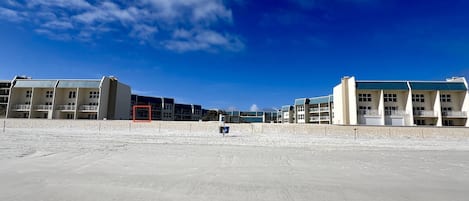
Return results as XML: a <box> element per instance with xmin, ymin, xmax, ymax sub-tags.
<box><xmin>333</xmin><ymin>76</ymin><xmax>469</xmax><ymax>127</ymax></box>
<box><xmin>6</xmin><ymin>76</ymin><xmax>130</xmax><ymax>120</ymax></box>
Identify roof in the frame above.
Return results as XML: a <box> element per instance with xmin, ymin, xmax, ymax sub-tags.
<box><xmin>57</xmin><ymin>80</ymin><xmax>101</xmax><ymax>88</ymax></box>
<box><xmin>356</xmin><ymin>82</ymin><xmax>409</xmax><ymax>90</ymax></box>
<box><xmin>409</xmin><ymin>82</ymin><xmax>467</xmax><ymax>91</ymax></box>
<box><xmin>309</xmin><ymin>95</ymin><xmax>333</xmax><ymax>104</ymax></box>
<box><xmin>294</xmin><ymin>98</ymin><xmax>309</xmax><ymax>105</ymax></box>
<box><xmin>14</xmin><ymin>80</ymin><xmax>57</xmax><ymax>88</ymax></box>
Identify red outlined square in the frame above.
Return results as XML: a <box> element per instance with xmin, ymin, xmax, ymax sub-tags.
<box><xmin>132</xmin><ymin>105</ymin><xmax>152</xmax><ymax>122</ymax></box>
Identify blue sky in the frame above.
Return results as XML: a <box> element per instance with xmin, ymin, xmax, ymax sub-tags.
<box><xmin>1</xmin><ymin>0</ymin><xmax>469</xmax><ymax>110</ymax></box>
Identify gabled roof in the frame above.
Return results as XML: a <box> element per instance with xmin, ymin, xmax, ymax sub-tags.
<box><xmin>57</xmin><ymin>80</ymin><xmax>101</xmax><ymax>88</ymax></box>
<box><xmin>14</xmin><ymin>80</ymin><xmax>57</xmax><ymax>88</ymax></box>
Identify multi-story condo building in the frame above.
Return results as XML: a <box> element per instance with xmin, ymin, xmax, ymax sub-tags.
<box><xmin>281</xmin><ymin>105</ymin><xmax>294</xmax><ymax>123</ymax></box>
<box><xmin>333</xmin><ymin>76</ymin><xmax>469</xmax><ymax>127</ymax></box>
<box><xmin>294</xmin><ymin>95</ymin><xmax>333</xmax><ymax>124</ymax></box>
<box><xmin>174</xmin><ymin>103</ymin><xmax>202</xmax><ymax>121</ymax></box>
<box><xmin>6</xmin><ymin>76</ymin><xmax>130</xmax><ymax>120</ymax></box>
<box><xmin>130</xmin><ymin>95</ymin><xmax>175</xmax><ymax>121</ymax></box>
<box><xmin>0</xmin><ymin>79</ymin><xmax>12</xmax><ymax>118</ymax></box>
<box><xmin>224</xmin><ymin>110</ymin><xmax>280</xmax><ymax>123</ymax></box>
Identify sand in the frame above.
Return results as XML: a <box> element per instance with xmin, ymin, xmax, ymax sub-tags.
<box><xmin>1</xmin><ymin>128</ymin><xmax>468</xmax><ymax>201</ymax></box>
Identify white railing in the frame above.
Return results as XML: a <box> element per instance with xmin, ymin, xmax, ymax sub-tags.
<box><xmin>358</xmin><ymin>110</ymin><xmax>380</xmax><ymax>116</ymax></box>
<box><xmin>320</xmin><ymin>116</ymin><xmax>330</xmax><ymax>120</ymax></box>
<box><xmin>443</xmin><ymin>111</ymin><xmax>467</xmax><ymax>117</ymax></box>
<box><xmin>309</xmin><ymin>108</ymin><xmax>319</xmax><ymax>112</ymax></box>
<box><xmin>320</xmin><ymin>107</ymin><xmax>329</xmax><ymax>111</ymax></box>
<box><xmin>310</xmin><ymin>116</ymin><xmax>320</xmax><ymax>121</ymax></box>
<box><xmin>57</xmin><ymin>105</ymin><xmax>76</xmax><ymax>110</ymax></box>
<box><xmin>413</xmin><ymin>110</ymin><xmax>436</xmax><ymax>117</ymax></box>
<box><xmin>34</xmin><ymin>105</ymin><xmax>52</xmax><ymax>110</ymax></box>
<box><xmin>13</xmin><ymin>104</ymin><xmax>30</xmax><ymax>110</ymax></box>
<box><xmin>385</xmin><ymin>110</ymin><xmax>406</xmax><ymax>116</ymax></box>
<box><xmin>79</xmin><ymin>105</ymin><xmax>98</xmax><ymax>111</ymax></box>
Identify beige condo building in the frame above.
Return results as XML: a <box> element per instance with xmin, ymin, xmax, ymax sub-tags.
<box><xmin>6</xmin><ymin>76</ymin><xmax>130</xmax><ymax>120</ymax></box>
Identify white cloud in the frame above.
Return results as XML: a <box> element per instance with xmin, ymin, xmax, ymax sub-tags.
<box><xmin>250</xmin><ymin>104</ymin><xmax>260</xmax><ymax>112</ymax></box>
<box><xmin>1</xmin><ymin>0</ymin><xmax>243</xmax><ymax>52</ymax></box>
<box><xmin>0</xmin><ymin>7</ymin><xmax>26</xmax><ymax>22</ymax></box>
<box><xmin>164</xmin><ymin>29</ymin><xmax>244</xmax><ymax>52</ymax></box>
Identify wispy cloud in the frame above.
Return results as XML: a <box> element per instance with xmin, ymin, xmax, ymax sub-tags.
<box><xmin>249</xmin><ymin>104</ymin><xmax>260</xmax><ymax>112</ymax></box>
<box><xmin>0</xmin><ymin>0</ymin><xmax>244</xmax><ymax>52</ymax></box>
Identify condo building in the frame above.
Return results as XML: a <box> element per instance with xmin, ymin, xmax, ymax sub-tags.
<box><xmin>280</xmin><ymin>105</ymin><xmax>294</xmax><ymax>123</ymax></box>
<box><xmin>294</xmin><ymin>95</ymin><xmax>334</xmax><ymax>124</ymax></box>
<box><xmin>131</xmin><ymin>95</ymin><xmax>203</xmax><ymax>121</ymax></box>
<box><xmin>6</xmin><ymin>76</ymin><xmax>130</xmax><ymax>120</ymax></box>
<box><xmin>333</xmin><ymin>76</ymin><xmax>469</xmax><ymax>127</ymax></box>
<box><xmin>0</xmin><ymin>79</ymin><xmax>12</xmax><ymax>118</ymax></box>
<box><xmin>224</xmin><ymin>110</ymin><xmax>280</xmax><ymax>123</ymax></box>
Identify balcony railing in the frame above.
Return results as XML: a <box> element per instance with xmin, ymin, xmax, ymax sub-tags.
<box><xmin>0</xmin><ymin>91</ymin><xmax>9</xmax><ymax>95</ymax></box>
<box><xmin>309</xmin><ymin>108</ymin><xmax>319</xmax><ymax>112</ymax></box>
<box><xmin>358</xmin><ymin>110</ymin><xmax>380</xmax><ymax>116</ymax></box>
<box><xmin>57</xmin><ymin>105</ymin><xmax>76</xmax><ymax>111</ymax></box>
<box><xmin>79</xmin><ymin>105</ymin><xmax>98</xmax><ymax>111</ymax></box>
<box><xmin>12</xmin><ymin>104</ymin><xmax>30</xmax><ymax>111</ymax></box>
<box><xmin>413</xmin><ymin>110</ymin><xmax>436</xmax><ymax>117</ymax></box>
<box><xmin>34</xmin><ymin>105</ymin><xmax>52</xmax><ymax>110</ymax></box>
<box><xmin>320</xmin><ymin>116</ymin><xmax>330</xmax><ymax>120</ymax></box>
<box><xmin>310</xmin><ymin>116</ymin><xmax>320</xmax><ymax>121</ymax></box>
<box><xmin>385</xmin><ymin>110</ymin><xmax>406</xmax><ymax>116</ymax></box>
<box><xmin>442</xmin><ymin>111</ymin><xmax>467</xmax><ymax>117</ymax></box>
<box><xmin>320</xmin><ymin>107</ymin><xmax>329</xmax><ymax>112</ymax></box>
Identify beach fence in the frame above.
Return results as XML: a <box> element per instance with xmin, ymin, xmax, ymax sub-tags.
<box><xmin>2</xmin><ymin>119</ymin><xmax>469</xmax><ymax>140</ymax></box>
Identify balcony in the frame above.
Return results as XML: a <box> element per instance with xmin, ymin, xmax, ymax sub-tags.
<box><xmin>385</xmin><ymin>110</ymin><xmax>406</xmax><ymax>117</ymax></box>
<box><xmin>358</xmin><ymin>110</ymin><xmax>380</xmax><ymax>116</ymax></box>
<box><xmin>310</xmin><ymin>116</ymin><xmax>320</xmax><ymax>121</ymax></box>
<box><xmin>413</xmin><ymin>110</ymin><xmax>436</xmax><ymax>117</ymax></box>
<box><xmin>309</xmin><ymin>108</ymin><xmax>319</xmax><ymax>113</ymax></box>
<box><xmin>0</xmin><ymin>91</ymin><xmax>9</xmax><ymax>96</ymax></box>
<box><xmin>12</xmin><ymin>104</ymin><xmax>31</xmax><ymax>111</ymax></box>
<box><xmin>320</xmin><ymin>107</ymin><xmax>329</xmax><ymax>112</ymax></box>
<box><xmin>57</xmin><ymin>105</ymin><xmax>76</xmax><ymax>111</ymax></box>
<box><xmin>320</xmin><ymin>116</ymin><xmax>330</xmax><ymax>121</ymax></box>
<box><xmin>34</xmin><ymin>105</ymin><xmax>52</xmax><ymax>111</ymax></box>
<box><xmin>442</xmin><ymin>111</ymin><xmax>467</xmax><ymax>118</ymax></box>
<box><xmin>79</xmin><ymin>105</ymin><xmax>98</xmax><ymax>111</ymax></box>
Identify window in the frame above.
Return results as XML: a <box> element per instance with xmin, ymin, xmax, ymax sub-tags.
<box><xmin>164</xmin><ymin>104</ymin><xmax>172</xmax><ymax>110</ymax></box>
<box><xmin>298</xmin><ymin>114</ymin><xmax>304</xmax><ymax>120</ymax></box>
<box><xmin>45</xmin><ymin>102</ymin><xmax>52</xmax><ymax>105</ymax></box>
<box><xmin>26</xmin><ymin>90</ymin><xmax>31</xmax><ymax>98</ymax></box>
<box><xmin>89</xmin><ymin>102</ymin><xmax>98</xmax><ymax>106</ymax></box>
<box><xmin>66</xmin><ymin>114</ymin><xmax>74</xmax><ymax>119</ymax></box>
<box><xmin>413</xmin><ymin>107</ymin><xmax>425</xmax><ymax>115</ymax></box>
<box><xmin>46</xmin><ymin>91</ymin><xmax>53</xmax><ymax>98</ymax></box>
<box><xmin>68</xmin><ymin>102</ymin><xmax>75</xmax><ymax>106</ymax></box>
<box><xmin>358</xmin><ymin>94</ymin><xmax>372</xmax><ymax>102</ymax></box>
<box><xmin>384</xmin><ymin>106</ymin><xmax>397</xmax><ymax>115</ymax></box>
<box><xmin>87</xmin><ymin>114</ymin><xmax>97</xmax><ymax>119</ymax></box>
<box><xmin>89</xmin><ymin>91</ymin><xmax>99</xmax><ymax>99</ymax></box>
<box><xmin>384</xmin><ymin>94</ymin><xmax>397</xmax><ymax>102</ymax></box>
<box><xmin>358</xmin><ymin>106</ymin><xmax>371</xmax><ymax>115</ymax></box>
<box><xmin>297</xmin><ymin>106</ymin><xmax>304</xmax><ymax>112</ymax></box>
<box><xmin>68</xmin><ymin>91</ymin><xmax>76</xmax><ymax>99</ymax></box>
<box><xmin>440</xmin><ymin>94</ymin><xmax>451</xmax><ymax>102</ymax></box>
<box><xmin>443</xmin><ymin>120</ymin><xmax>454</xmax><ymax>126</ymax></box>
<box><xmin>25</xmin><ymin>101</ymin><xmax>31</xmax><ymax>105</ymax></box>
<box><xmin>163</xmin><ymin>112</ymin><xmax>172</xmax><ymax>118</ymax></box>
<box><xmin>442</xmin><ymin>107</ymin><xmax>452</xmax><ymax>116</ymax></box>
<box><xmin>414</xmin><ymin>119</ymin><xmax>426</xmax><ymax>125</ymax></box>
<box><xmin>412</xmin><ymin>94</ymin><xmax>424</xmax><ymax>102</ymax></box>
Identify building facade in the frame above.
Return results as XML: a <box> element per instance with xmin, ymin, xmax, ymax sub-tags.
<box><xmin>294</xmin><ymin>95</ymin><xmax>333</xmax><ymax>124</ymax></box>
<box><xmin>0</xmin><ymin>80</ymin><xmax>12</xmax><ymax>118</ymax></box>
<box><xmin>131</xmin><ymin>95</ymin><xmax>202</xmax><ymax>121</ymax></box>
<box><xmin>333</xmin><ymin>76</ymin><xmax>469</xmax><ymax>127</ymax></box>
<box><xmin>280</xmin><ymin>105</ymin><xmax>294</xmax><ymax>123</ymax></box>
<box><xmin>224</xmin><ymin>110</ymin><xmax>280</xmax><ymax>123</ymax></box>
<box><xmin>6</xmin><ymin>76</ymin><xmax>130</xmax><ymax>120</ymax></box>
